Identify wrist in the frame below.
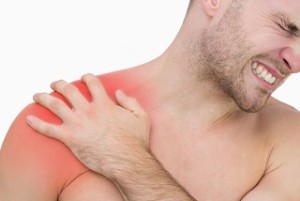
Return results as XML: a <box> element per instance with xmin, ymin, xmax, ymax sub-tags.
<box><xmin>110</xmin><ymin>146</ymin><xmax>153</xmax><ymax>180</ymax></box>
<box><xmin>99</xmin><ymin>140</ymin><xmax>151</xmax><ymax>179</ymax></box>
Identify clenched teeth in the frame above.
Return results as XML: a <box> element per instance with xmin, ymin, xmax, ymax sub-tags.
<box><xmin>251</xmin><ymin>62</ymin><xmax>277</xmax><ymax>85</ymax></box>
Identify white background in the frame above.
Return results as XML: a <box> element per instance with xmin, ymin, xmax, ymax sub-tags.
<box><xmin>0</xmin><ymin>0</ymin><xmax>299</xmax><ymax>147</ymax></box>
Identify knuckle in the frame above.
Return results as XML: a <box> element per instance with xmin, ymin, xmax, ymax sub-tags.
<box><xmin>61</xmin><ymin>83</ymin><xmax>77</xmax><ymax>96</ymax></box>
<box><xmin>86</xmin><ymin>108</ymin><xmax>98</xmax><ymax>119</ymax></box>
<box><xmin>49</xmin><ymin>99</ymin><xmax>63</xmax><ymax>112</ymax></box>
<box><xmin>77</xmin><ymin>103</ymin><xmax>96</xmax><ymax>118</ymax></box>
<box><xmin>52</xmin><ymin>80</ymin><xmax>76</xmax><ymax>96</ymax></box>
<box><xmin>43</xmin><ymin>125</ymin><xmax>54</xmax><ymax>136</ymax></box>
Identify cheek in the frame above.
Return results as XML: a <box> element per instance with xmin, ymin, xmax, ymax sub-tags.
<box><xmin>248</xmin><ymin>29</ymin><xmax>290</xmax><ymax>54</ymax></box>
<box><xmin>242</xmin><ymin>5</ymin><xmax>291</xmax><ymax>54</ymax></box>
<box><xmin>243</xmin><ymin>18</ymin><xmax>290</xmax><ymax>54</ymax></box>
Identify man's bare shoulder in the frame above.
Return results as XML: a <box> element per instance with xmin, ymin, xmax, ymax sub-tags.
<box><xmin>0</xmin><ymin>69</ymin><xmax>136</xmax><ymax>200</ymax></box>
<box><xmin>259</xmin><ymin>97</ymin><xmax>300</xmax><ymax>144</ymax></box>
<box><xmin>242</xmin><ymin>98</ymin><xmax>300</xmax><ymax>200</ymax></box>
<box><xmin>0</xmin><ymin>102</ymin><xmax>89</xmax><ymax>200</ymax></box>
<box><xmin>261</xmin><ymin>97</ymin><xmax>300</xmax><ymax>129</ymax></box>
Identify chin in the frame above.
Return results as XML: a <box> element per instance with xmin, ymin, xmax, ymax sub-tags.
<box><xmin>238</xmin><ymin>104</ymin><xmax>264</xmax><ymax>113</ymax></box>
<box><xmin>234</xmin><ymin>94</ymin><xmax>270</xmax><ymax>113</ymax></box>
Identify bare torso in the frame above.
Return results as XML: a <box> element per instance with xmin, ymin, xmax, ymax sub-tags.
<box><xmin>150</xmin><ymin>104</ymin><xmax>272</xmax><ymax>200</ymax></box>
<box><xmin>0</xmin><ymin>67</ymin><xmax>298</xmax><ymax>201</ymax></box>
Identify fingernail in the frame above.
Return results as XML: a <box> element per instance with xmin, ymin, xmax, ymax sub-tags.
<box><xmin>26</xmin><ymin>116</ymin><xmax>34</xmax><ymax>125</ymax></box>
<box><xmin>33</xmin><ymin>93</ymin><xmax>39</xmax><ymax>100</ymax></box>
<box><xmin>116</xmin><ymin>90</ymin><xmax>125</xmax><ymax>98</ymax></box>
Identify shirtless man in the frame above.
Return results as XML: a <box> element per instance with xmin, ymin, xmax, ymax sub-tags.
<box><xmin>1</xmin><ymin>0</ymin><xmax>300</xmax><ymax>200</ymax></box>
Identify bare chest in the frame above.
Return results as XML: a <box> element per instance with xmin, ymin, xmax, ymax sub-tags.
<box><xmin>150</xmin><ymin>122</ymin><xmax>270</xmax><ymax>201</ymax></box>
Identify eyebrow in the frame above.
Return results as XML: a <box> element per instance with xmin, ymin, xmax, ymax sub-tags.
<box><xmin>272</xmin><ymin>12</ymin><xmax>300</xmax><ymax>37</ymax></box>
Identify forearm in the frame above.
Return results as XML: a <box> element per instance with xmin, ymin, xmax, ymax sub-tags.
<box><xmin>110</xmin><ymin>147</ymin><xmax>196</xmax><ymax>201</ymax></box>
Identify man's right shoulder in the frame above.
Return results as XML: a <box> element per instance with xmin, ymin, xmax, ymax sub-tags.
<box><xmin>0</xmin><ymin>86</ymin><xmax>90</xmax><ymax>200</ymax></box>
<box><xmin>0</xmin><ymin>70</ymin><xmax>135</xmax><ymax>200</ymax></box>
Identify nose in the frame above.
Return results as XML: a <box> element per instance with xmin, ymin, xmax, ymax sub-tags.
<box><xmin>279</xmin><ymin>45</ymin><xmax>300</xmax><ymax>73</ymax></box>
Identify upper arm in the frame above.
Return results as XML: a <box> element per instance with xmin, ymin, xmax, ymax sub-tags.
<box><xmin>242</xmin><ymin>164</ymin><xmax>300</xmax><ymax>201</ymax></box>
<box><xmin>242</xmin><ymin>116</ymin><xmax>300</xmax><ymax>201</ymax></box>
<box><xmin>59</xmin><ymin>170</ymin><xmax>125</xmax><ymax>201</ymax></box>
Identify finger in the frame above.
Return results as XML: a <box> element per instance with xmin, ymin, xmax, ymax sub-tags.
<box><xmin>81</xmin><ymin>73</ymin><xmax>112</xmax><ymax>104</ymax></box>
<box><xmin>50</xmin><ymin>80</ymin><xmax>88</xmax><ymax>109</ymax></box>
<box><xmin>115</xmin><ymin>90</ymin><xmax>148</xmax><ymax>118</ymax></box>
<box><xmin>33</xmin><ymin>92</ymin><xmax>73</xmax><ymax>122</ymax></box>
<box><xmin>26</xmin><ymin>115</ymin><xmax>65</xmax><ymax>142</ymax></box>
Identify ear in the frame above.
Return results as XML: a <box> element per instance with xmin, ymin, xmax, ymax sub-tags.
<box><xmin>202</xmin><ymin>0</ymin><xmax>220</xmax><ymax>17</ymax></box>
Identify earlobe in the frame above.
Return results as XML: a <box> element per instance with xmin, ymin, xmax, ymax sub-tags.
<box><xmin>202</xmin><ymin>0</ymin><xmax>220</xmax><ymax>17</ymax></box>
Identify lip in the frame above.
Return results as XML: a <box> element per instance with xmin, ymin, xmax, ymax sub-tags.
<box><xmin>254</xmin><ymin>61</ymin><xmax>284</xmax><ymax>79</ymax></box>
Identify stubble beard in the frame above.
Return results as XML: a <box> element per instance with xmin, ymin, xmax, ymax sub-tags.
<box><xmin>195</xmin><ymin>0</ymin><xmax>271</xmax><ymax>113</ymax></box>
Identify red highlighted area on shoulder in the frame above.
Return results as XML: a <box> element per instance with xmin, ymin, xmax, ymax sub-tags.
<box><xmin>0</xmin><ymin>72</ymin><xmax>141</xmax><ymax>199</ymax></box>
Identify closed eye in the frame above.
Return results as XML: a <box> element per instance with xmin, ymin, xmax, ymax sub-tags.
<box><xmin>272</xmin><ymin>13</ymin><xmax>299</xmax><ymax>37</ymax></box>
<box><xmin>287</xmin><ymin>23</ymin><xmax>299</xmax><ymax>36</ymax></box>
<box><xmin>277</xmin><ymin>21</ymin><xmax>293</xmax><ymax>35</ymax></box>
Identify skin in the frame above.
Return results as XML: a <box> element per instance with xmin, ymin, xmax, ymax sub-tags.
<box><xmin>1</xmin><ymin>0</ymin><xmax>300</xmax><ymax>200</ymax></box>
<box><xmin>0</xmin><ymin>77</ymin><xmax>126</xmax><ymax>201</ymax></box>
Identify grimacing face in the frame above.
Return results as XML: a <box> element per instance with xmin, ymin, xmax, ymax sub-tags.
<box><xmin>198</xmin><ymin>0</ymin><xmax>300</xmax><ymax>112</ymax></box>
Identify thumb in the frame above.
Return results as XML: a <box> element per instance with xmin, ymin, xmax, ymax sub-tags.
<box><xmin>115</xmin><ymin>90</ymin><xmax>147</xmax><ymax>117</ymax></box>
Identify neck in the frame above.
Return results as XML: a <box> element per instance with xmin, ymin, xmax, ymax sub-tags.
<box><xmin>133</xmin><ymin>51</ymin><xmax>240</xmax><ymax>129</ymax></box>
<box><xmin>127</xmin><ymin>5</ymin><xmax>241</xmax><ymax>128</ymax></box>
